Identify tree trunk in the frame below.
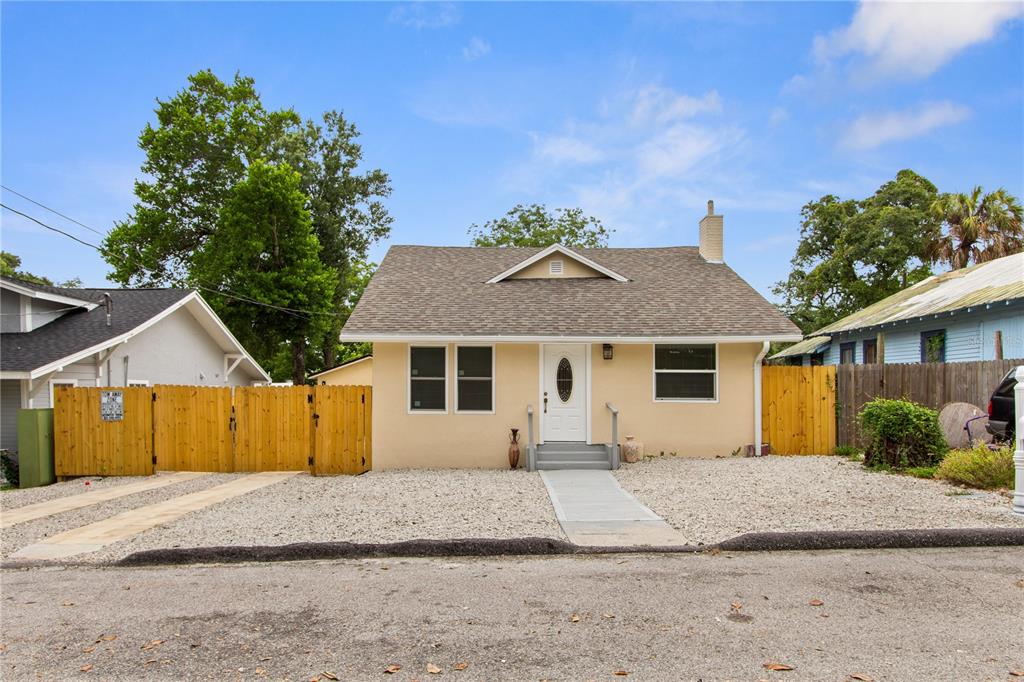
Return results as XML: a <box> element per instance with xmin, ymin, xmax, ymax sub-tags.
<box><xmin>322</xmin><ymin>325</ymin><xmax>339</xmax><ymax>369</ymax></box>
<box><xmin>291</xmin><ymin>339</ymin><xmax>306</xmax><ymax>386</ymax></box>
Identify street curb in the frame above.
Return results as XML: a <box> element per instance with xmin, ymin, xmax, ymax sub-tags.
<box><xmin>717</xmin><ymin>527</ymin><xmax>1024</xmax><ymax>552</ymax></box>
<box><xmin>106</xmin><ymin>527</ymin><xmax>1024</xmax><ymax>567</ymax></box>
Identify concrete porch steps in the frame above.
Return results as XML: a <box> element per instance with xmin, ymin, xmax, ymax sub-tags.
<box><xmin>535</xmin><ymin>442</ymin><xmax>611</xmax><ymax>470</ymax></box>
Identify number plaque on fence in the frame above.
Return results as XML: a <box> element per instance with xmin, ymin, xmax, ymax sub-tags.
<box><xmin>100</xmin><ymin>390</ymin><xmax>124</xmax><ymax>421</ymax></box>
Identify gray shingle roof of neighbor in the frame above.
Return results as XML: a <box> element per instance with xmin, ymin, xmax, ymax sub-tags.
<box><xmin>0</xmin><ymin>277</ymin><xmax>192</xmax><ymax>372</ymax></box>
<box><xmin>341</xmin><ymin>245</ymin><xmax>801</xmax><ymax>338</ymax></box>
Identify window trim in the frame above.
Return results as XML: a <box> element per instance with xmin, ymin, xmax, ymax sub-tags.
<box><xmin>407</xmin><ymin>344</ymin><xmax>448</xmax><ymax>414</ymax></box>
<box><xmin>839</xmin><ymin>341</ymin><xmax>856</xmax><ymax>365</ymax></box>
<box><xmin>862</xmin><ymin>339</ymin><xmax>877</xmax><ymax>365</ymax></box>
<box><xmin>652</xmin><ymin>343</ymin><xmax>719</xmax><ymax>403</ymax></box>
<box><xmin>454</xmin><ymin>344</ymin><xmax>496</xmax><ymax>415</ymax></box>
<box><xmin>920</xmin><ymin>329</ymin><xmax>946</xmax><ymax>363</ymax></box>
<box><xmin>48</xmin><ymin>378</ymin><xmax>77</xmax><ymax>406</ymax></box>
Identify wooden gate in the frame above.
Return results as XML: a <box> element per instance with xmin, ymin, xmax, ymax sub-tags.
<box><xmin>54</xmin><ymin>386</ymin><xmax>154</xmax><ymax>476</ymax></box>
<box><xmin>313</xmin><ymin>385</ymin><xmax>372</xmax><ymax>475</ymax></box>
<box><xmin>154</xmin><ymin>385</ymin><xmax>233</xmax><ymax>472</ymax></box>
<box><xmin>233</xmin><ymin>386</ymin><xmax>312</xmax><ymax>472</ymax></box>
<box><xmin>761</xmin><ymin>365</ymin><xmax>836</xmax><ymax>455</ymax></box>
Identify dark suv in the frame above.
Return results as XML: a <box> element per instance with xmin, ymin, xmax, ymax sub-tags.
<box><xmin>986</xmin><ymin>369</ymin><xmax>1018</xmax><ymax>443</ymax></box>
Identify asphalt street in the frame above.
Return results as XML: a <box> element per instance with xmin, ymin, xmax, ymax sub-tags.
<box><xmin>2</xmin><ymin>547</ymin><xmax>1022</xmax><ymax>680</ymax></box>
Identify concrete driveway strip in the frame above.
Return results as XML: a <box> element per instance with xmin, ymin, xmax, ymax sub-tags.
<box><xmin>540</xmin><ymin>469</ymin><xmax>687</xmax><ymax>546</ymax></box>
<box><xmin>8</xmin><ymin>471</ymin><xmax>299</xmax><ymax>561</ymax></box>
<box><xmin>0</xmin><ymin>472</ymin><xmax>207</xmax><ymax>529</ymax></box>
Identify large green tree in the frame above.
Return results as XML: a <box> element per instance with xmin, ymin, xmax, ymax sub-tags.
<box><xmin>102</xmin><ymin>70</ymin><xmax>391</xmax><ymax>373</ymax></box>
<box><xmin>194</xmin><ymin>161</ymin><xmax>337</xmax><ymax>384</ymax></box>
<box><xmin>774</xmin><ymin>170</ymin><xmax>939</xmax><ymax>334</ymax></box>
<box><xmin>928</xmin><ymin>187</ymin><xmax>1023</xmax><ymax>269</ymax></box>
<box><xmin>468</xmin><ymin>204</ymin><xmax>611</xmax><ymax>248</ymax></box>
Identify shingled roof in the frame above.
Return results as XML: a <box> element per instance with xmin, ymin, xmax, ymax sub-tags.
<box><xmin>341</xmin><ymin>245</ymin><xmax>800</xmax><ymax>339</ymax></box>
<box><xmin>0</xmin><ymin>282</ymin><xmax>192</xmax><ymax>372</ymax></box>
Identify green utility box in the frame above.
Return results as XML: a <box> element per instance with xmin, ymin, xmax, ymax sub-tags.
<box><xmin>17</xmin><ymin>408</ymin><xmax>55</xmax><ymax>488</ymax></box>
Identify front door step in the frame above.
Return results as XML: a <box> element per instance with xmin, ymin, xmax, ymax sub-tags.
<box><xmin>536</xmin><ymin>442</ymin><xmax>610</xmax><ymax>470</ymax></box>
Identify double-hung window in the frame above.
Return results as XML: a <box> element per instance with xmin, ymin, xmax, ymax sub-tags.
<box><xmin>654</xmin><ymin>344</ymin><xmax>717</xmax><ymax>401</ymax></box>
<box><xmin>409</xmin><ymin>346</ymin><xmax>447</xmax><ymax>412</ymax></box>
<box><xmin>456</xmin><ymin>346</ymin><xmax>494</xmax><ymax>412</ymax></box>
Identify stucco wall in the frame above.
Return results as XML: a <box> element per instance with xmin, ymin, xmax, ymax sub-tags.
<box><xmin>372</xmin><ymin>342</ymin><xmax>537</xmax><ymax>468</ymax></box>
<box><xmin>371</xmin><ymin>341</ymin><xmax>759</xmax><ymax>468</ymax></box>
<box><xmin>315</xmin><ymin>357</ymin><xmax>373</xmax><ymax>386</ymax></box>
<box><xmin>590</xmin><ymin>342</ymin><xmax>758</xmax><ymax>457</ymax></box>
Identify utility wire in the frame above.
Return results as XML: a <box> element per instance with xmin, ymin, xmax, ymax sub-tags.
<box><xmin>0</xmin><ymin>202</ymin><xmax>338</xmax><ymax>319</ymax></box>
<box><xmin>1</xmin><ymin>184</ymin><xmax>108</xmax><ymax>237</ymax></box>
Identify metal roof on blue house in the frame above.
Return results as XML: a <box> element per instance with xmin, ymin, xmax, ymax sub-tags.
<box><xmin>772</xmin><ymin>253</ymin><xmax>1024</xmax><ymax>365</ymax></box>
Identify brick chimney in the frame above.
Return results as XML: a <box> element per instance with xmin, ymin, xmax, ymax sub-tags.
<box><xmin>698</xmin><ymin>199</ymin><xmax>724</xmax><ymax>263</ymax></box>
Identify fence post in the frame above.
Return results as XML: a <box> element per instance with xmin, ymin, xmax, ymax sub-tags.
<box><xmin>1013</xmin><ymin>365</ymin><xmax>1024</xmax><ymax>517</ymax></box>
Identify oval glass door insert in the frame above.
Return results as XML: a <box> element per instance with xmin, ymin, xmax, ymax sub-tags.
<box><xmin>556</xmin><ymin>357</ymin><xmax>573</xmax><ymax>402</ymax></box>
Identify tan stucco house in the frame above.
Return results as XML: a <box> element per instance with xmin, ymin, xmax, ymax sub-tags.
<box><xmin>309</xmin><ymin>355</ymin><xmax>373</xmax><ymax>386</ymax></box>
<box><xmin>339</xmin><ymin>202</ymin><xmax>801</xmax><ymax>470</ymax></box>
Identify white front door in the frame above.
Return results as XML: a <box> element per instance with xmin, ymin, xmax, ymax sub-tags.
<box><xmin>542</xmin><ymin>344</ymin><xmax>587</xmax><ymax>442</ymax></box>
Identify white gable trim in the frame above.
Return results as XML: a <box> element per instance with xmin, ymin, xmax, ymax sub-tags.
<box><xmin>0</xmin><ymin>279</ymin><xmax>99</xmax><ymax>310</ymax></box>
<box><xmin>486</xmin><ymin>244</ymin><xmax>629</xmax><ymax>284</ymax></box>
<box><xmin>25</xmin><ymin>291</ymin><xmax>271</xmax><ymax>382</ymax></box>
<box><xmin>309</xmin><ymin>355</ymin><xmax>373</xmax><ymax>379</ymax></box>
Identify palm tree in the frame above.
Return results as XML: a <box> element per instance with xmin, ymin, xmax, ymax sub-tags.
<box><xmin>928</xmin><ymin>187</ymin><xmax>1023</xmax><ymax>269</ymax></box>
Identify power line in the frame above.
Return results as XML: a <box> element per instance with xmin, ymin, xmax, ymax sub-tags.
<box><xmin>1</xmin><ymin>184</ymin><xmax>108</xmax><ymax>237</ymax></box>
<box><xmin>0</xmin><ymin>202</ymin><xmax>339</xmax><ymax>319</ymax></box>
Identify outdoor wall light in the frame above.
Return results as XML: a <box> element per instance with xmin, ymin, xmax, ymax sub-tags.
<box><xmin>603</xmin><ymin>344</ymin><xmax>614</xmax><ymax>360</ymax></box>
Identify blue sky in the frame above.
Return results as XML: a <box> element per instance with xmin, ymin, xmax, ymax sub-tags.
<box><xmin>2</xmin><ymin>2</ymin><xmax>1022</xmax><ymax>299</ymax></box>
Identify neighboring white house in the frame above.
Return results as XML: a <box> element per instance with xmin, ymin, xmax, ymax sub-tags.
<box><xmin>0</xmin><ymin>277</ymin><xmax>270</xmax><ymax>452</ymax></box>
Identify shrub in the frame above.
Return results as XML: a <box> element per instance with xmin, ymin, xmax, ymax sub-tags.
<box><xmin>859</xmin><ymin>398</ymin><xmax>947</xmax><ymax>470</ymax></box>
<box><xmin>904</xmin><ymin>466</ymin><xmax>937</xmax><ymax>479</ymax></box>
<box><xmin>935</xmin><ymin>442</ymin><xmax>1014</xmax><ymax>490</ymax></box>
<box><xmin>834</xmin><ymin>445</ymin><xmax>863</xmax><ymax>460</ymax></box>
<box><xmin>0</xmin><ymin>451</ymin><xmax>18</xmax><ymax>488</ymax></box>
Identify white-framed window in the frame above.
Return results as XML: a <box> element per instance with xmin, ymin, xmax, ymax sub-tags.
<box><xmin>48</xmin><ymin>379</ymin><xmax>77</xmax><ymax>406</ymax></box>
<box><xmin>127</xmin><ymin>379</ymin><xmax>150</xmax><ymax>387</ymax></box>
<box><xmin>653</xmin><ymin>344</ymin><xmax>718</xmax><ymax>402</ymax></box>
<box><xmin>408</xmin><ymin>345</ymin><xmax>447</xmax><ymax>413</ymax></box>
<box><xmin>455</xmin><ymin>345</ymin><xmax>494</xmax><ymax>413</ymax></box>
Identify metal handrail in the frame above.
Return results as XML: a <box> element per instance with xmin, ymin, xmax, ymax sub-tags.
<box><xmin>606</xmin><ymin>402</ymin><xmax>620</xmax><ymax>469</ymax></box>
<box><xmin>526</xmin><ymin>404</ymin><xmax>536</xmax><ymax>471</ymax></box>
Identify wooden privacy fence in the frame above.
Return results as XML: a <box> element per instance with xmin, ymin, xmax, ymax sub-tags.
<box><xmin>54</xmin><ymin>384</ymin><xmax>371</xmax><ymax>477</ymax></box>
<box><xmin>761</xmin><ymin>365</ymin><xmax>837</xmax><ymax>455</ymax></box>
<box><xmin>836</xmin><ymin>358</ymin><xmax>1023</xmax><ymax>447</ymax></box>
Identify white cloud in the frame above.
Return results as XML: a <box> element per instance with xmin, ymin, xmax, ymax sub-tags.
<box><xmin>462</xmin><ymin>36</ymin><xmax>491</xmax><ymax>62</ymax></box>
<box><xmin>768</xmin><ymin>106</ymin><xmax>789</xmax><ymax>126</ymax></box>
<box><xmin>389</xmin><ymin>2</ymin><xmax>459</xmax><ymax>29</ymax></box>
<box><xmin>815</xmin><ymin>1</ymin><xmax>1023</xmax><ymax>81</ymax></box>
<box><xmin>839</xmin><ymin>101</ymin><xmax>970</xmax><ymax>150</ymax></box>
<box><xmin>505</xmin><ymin>86</ymin><xmax>749</xmax><ymax>238</ymax></box>
<box><xmin>630</xmin><ymin>86</ymin><xmax>722</xmax><ymax>126</ymax></box>
<box><xmin>532</xmin><ymin>133</ymin><xmax>604</xmax><ymax>164</ymax></box>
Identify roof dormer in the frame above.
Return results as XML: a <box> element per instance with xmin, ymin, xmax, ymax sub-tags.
<box><xmin>486</xmin><ymin>244</ymin><xmax>628</xmax><ymax>283</ymax></box>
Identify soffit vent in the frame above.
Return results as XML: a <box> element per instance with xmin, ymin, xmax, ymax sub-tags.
<box><xmin>549</xmin><ymin>260</ymin><xmax>564</xmax><ymax>275</ymax></box>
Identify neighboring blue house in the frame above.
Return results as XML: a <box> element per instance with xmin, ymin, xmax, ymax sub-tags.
<box><xmin>771</xmin><ymin>252</ymin><xmax>1024</xmax><ymax>366</ymax></box>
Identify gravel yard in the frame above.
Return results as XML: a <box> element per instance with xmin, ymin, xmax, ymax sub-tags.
<box><xmin>87</xmin><ymin>469</ymin><xmax>565</xmax><ymax>563</ymax></box>
<box><xmin>2</xmin><ymin>475</ymin><xmax>151</xmax><ymax>511</ymax></box>
<box><xmin>614</xmin><ymin>455</ymin><xmax>1024</xmax><ymax>545</ymax></box>
<box><xmin>1</xmin><ymin>474</ymin><xmax>242</xmax><ymax>560</ymax></box>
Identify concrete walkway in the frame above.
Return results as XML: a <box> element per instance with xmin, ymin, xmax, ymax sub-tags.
<box><xmin>10</xmin><ymin>471</ymin><xmax>299</xmax><ymax>561</ymax></box>
<box><xmin>540</xmin><ymin>470</ymin><xmax>687</xmax><ymax>546</ymax></box>
<box><xmin>0</xmin><ymin>472</ymin><xmax>207</xmax><ymax>529</ymax></box>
